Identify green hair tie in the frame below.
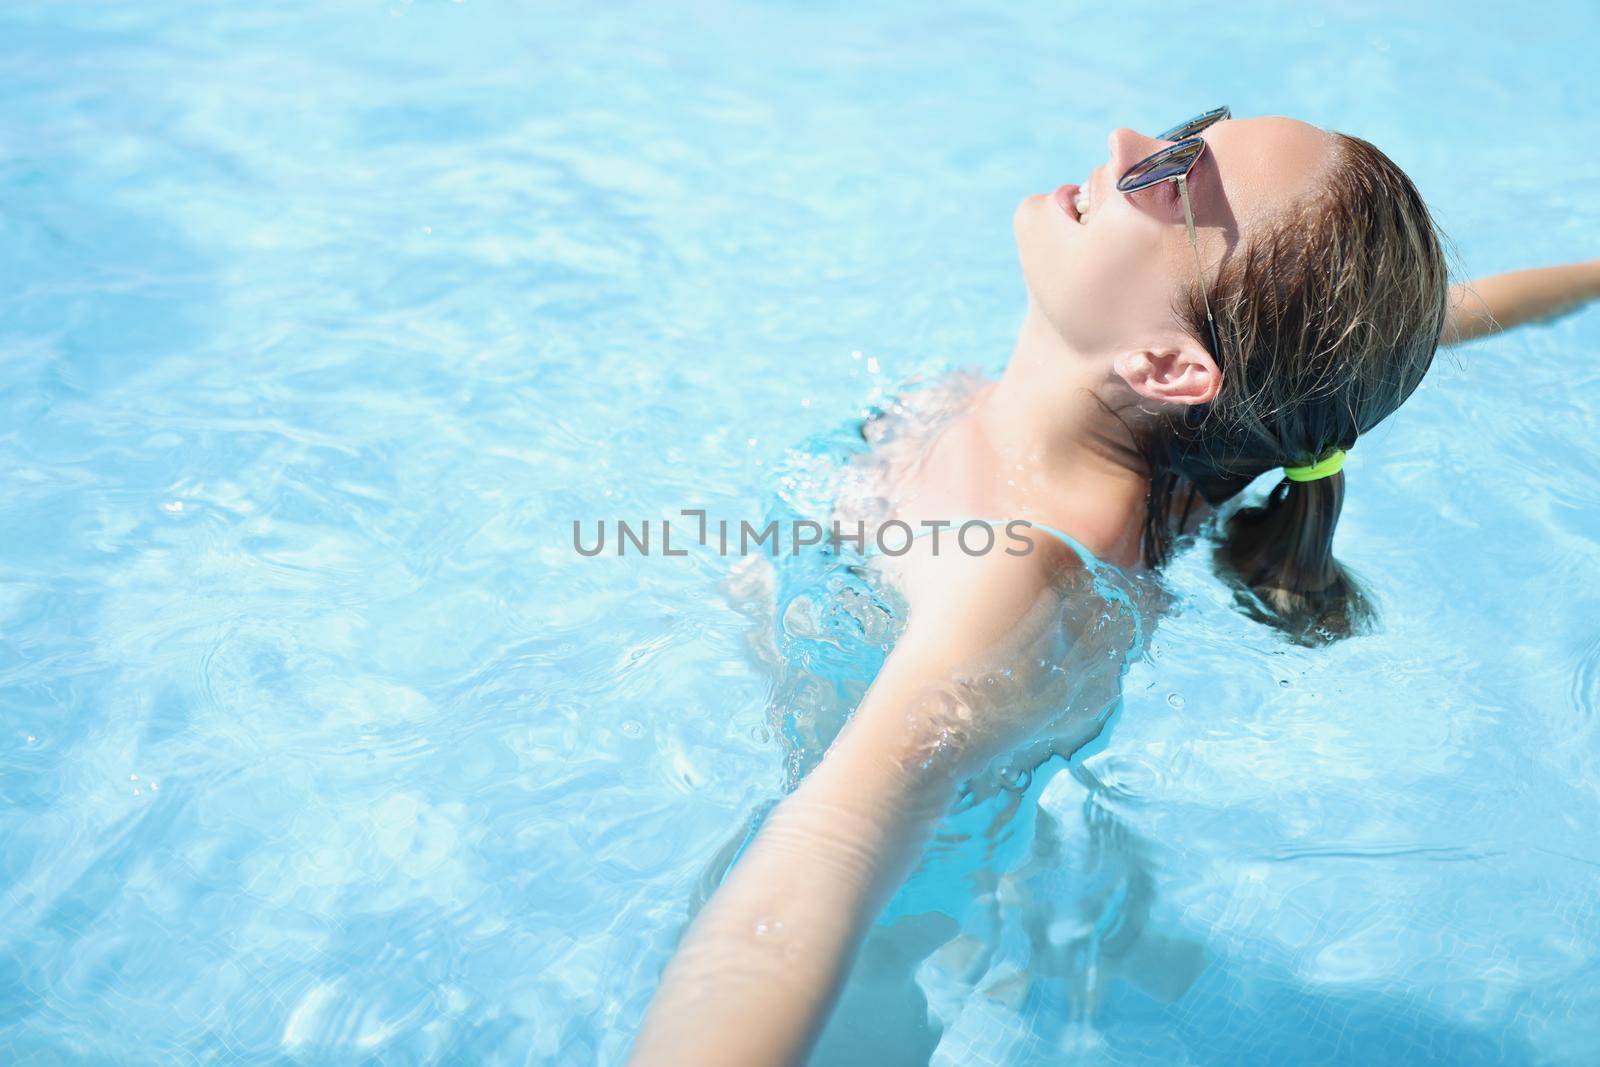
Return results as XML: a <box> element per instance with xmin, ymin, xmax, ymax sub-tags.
<box><xmin>1283</xmin><ymin>449</ymin><xmax>1347</xmax><ymax>483</ymax></box>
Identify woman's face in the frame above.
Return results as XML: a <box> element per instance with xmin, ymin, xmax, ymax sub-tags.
<box><xmin>1014</xmin><ymin>115</ymin><xmax>1334</xmax><ymax>362</ymax></box>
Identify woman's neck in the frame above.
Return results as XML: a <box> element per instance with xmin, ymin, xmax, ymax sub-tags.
<box><xmin>969</xmin><ymin>306</ymin><xmax>1153</xmax><ymax>566</ymax></box>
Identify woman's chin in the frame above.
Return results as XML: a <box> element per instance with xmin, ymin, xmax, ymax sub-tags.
<box><xmin>1013</xmin><ymin>223</ymin><xmax>1074</xmax><ymax>305</ymax></box>
<box><xmin>1013</xmin><ymin>193</ymin><xmax>1055</xmax><ymax>251</ymax></box>
<box><xmin>1014</xmin><ymin>190</ymin><xmax>1050</xmax><ymax>220</ymax></box>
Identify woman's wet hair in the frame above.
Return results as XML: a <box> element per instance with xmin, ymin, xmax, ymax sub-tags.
<box><xmin>1144</xmin><ymin>133</ymin><xmax>1450</xmax><ymax>642</ymax></box>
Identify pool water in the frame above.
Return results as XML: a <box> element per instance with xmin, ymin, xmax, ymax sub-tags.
<box><xmin>3</xmin><ymin>1</ymin><xmax>1599</xmax><ymax>1064</ymax></box>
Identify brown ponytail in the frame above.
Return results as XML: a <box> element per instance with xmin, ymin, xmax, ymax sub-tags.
<box><xmin>1143</xmin><ymin>133</ymin><xmax>1449</xmax><ymax>641</ymax></box>
<box><xmin>1216</xmin><ymin>472</ymin><xmax>1366</xmax><ymax>641</ymax></box>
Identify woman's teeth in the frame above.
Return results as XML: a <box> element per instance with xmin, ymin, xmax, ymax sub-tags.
<box><xmin>1074</xmin><ymin>189</ymin><xmax>1090</xmax><ymax>219</ymax></box>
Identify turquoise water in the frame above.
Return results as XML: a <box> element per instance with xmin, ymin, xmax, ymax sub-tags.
<box><xmin>3</xmin><ymin>1</ymin><xmax>1599</xmax><ymax>1063</ymax></box>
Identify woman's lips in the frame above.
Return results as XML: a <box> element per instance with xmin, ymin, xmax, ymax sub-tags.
<box><xmin>1052</xmin><ymin>182</ymin><xmax>1082</xmax><ymax>223</ymax></box>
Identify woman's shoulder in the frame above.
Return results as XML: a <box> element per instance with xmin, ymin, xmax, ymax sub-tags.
<box><xmin>882</xmin><ymin>517</ymin><xmax>1150</xmax><ymax>667</ymax></box>
<box><xmin>887</xmin><ymin>525</ymin><xmax>1086</xmax><ymax>637</ymax></box>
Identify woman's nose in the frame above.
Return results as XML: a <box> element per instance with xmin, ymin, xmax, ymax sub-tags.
<box><xmin>1107</xmin><ymin>126</ymin><xmax>1167</xmax><ymax>175</ymax></box>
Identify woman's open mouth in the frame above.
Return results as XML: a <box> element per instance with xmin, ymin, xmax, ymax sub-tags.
<box><xmin>1052</xmin><ymin>181</ymin><xmax>1091</xmax><ymax>224</ymax></box>
<box><xmin>1052</xmin><ymin>182</ymin><xmax>1081</xmax><ymax>222</ymax></box>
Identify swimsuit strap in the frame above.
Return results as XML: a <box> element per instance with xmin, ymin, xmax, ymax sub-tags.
<box><xmin>1008</xmin><ymin>519</ymin><xmax>1098</xmax><ymax>570</ymax></box>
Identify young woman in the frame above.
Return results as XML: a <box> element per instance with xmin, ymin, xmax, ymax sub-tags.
<box><xmin>627</xmin><ymin>109</ymin><xmax>1600</xmax><ymax>1066</ymax></box>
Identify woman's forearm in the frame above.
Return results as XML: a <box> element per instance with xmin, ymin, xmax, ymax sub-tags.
<box><xmin>626</xmin><ymin>746</ymin><xmax>950</xmax><ymax>1067</ymax></box>
<box><xmin>1443</xmin><ymin>259</ymin><xmax>1600</xmax><ymax>345</ymax></box>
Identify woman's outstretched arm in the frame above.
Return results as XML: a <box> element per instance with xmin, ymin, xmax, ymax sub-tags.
<box><xmin>1443</xmin><ymin>259</ymin><xmax>1600</xmax><ymax>345</ymax></box>
<box><xmin>626</xmin><ymin>541</ymin><xmax>1081</xmax><ymax>1067</ymax></box>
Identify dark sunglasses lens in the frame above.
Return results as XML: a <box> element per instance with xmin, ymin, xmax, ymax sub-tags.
<box><xmin>1117</xmin><ymin>139</ymin><xmax>1204</xmax><ymax>191</ymax></box>
<box><xmin>1157</xmin><ymin>107</ymin><xmax>1229</xmax><ymax>142</ymax></box>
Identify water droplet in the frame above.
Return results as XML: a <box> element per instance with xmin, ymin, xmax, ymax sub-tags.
<box><xmin>621</xmin><ymin>720</ymin><xmax>643</xmax><ymax>738</ymax></box>
<box><xmin>1166</xmin><ymin>693</ymin><xmax>1185</xmax><ymax>709</ymax></box>
<box><xmin>130</xmin><ymin>773</ymin><xmax>139</xmax><ymax>781</ymax></box>
<box><xmin>1278</xmin><ymin>678</ymin><xmax>1291</xmax><ymax>688</ymax></box>
<box><xmin>26</xmin><ymin>735</ymin><xmax>36</xmax><ymax>744</ymax></box>
<box><xmin>749</xmin><ymin>725</ymin><xmax>771</xmax><ymax>744</ymax></box>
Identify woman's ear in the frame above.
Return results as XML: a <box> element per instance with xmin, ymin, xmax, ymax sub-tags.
<box><xmin>1112</xmin><ymin>342</ymin><xmax>1220</xmax><ymax>406</ymax></box>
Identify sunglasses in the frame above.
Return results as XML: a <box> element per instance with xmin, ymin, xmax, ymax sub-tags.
<box><xmin>1115</xmin><ymin>106</ymin><xmax>1231</xmax><ymax>361</ymax></box>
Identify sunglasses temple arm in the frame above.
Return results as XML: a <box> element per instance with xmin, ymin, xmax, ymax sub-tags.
<box><xmin>1177</xmin><ymin>175</ymin><xmax>1219</xmax><ymax>353</ymax></box>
